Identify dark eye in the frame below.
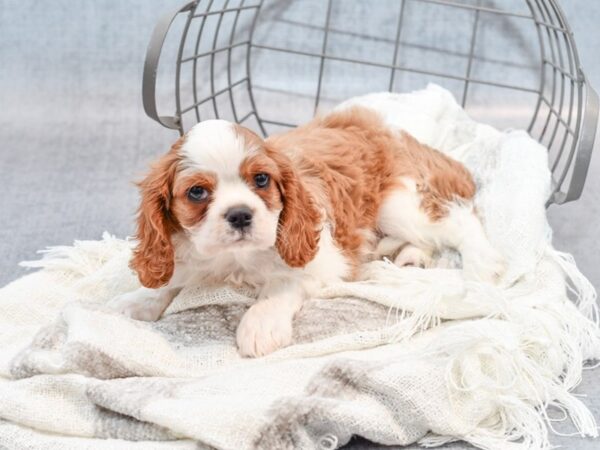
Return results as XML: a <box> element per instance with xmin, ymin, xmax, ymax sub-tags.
<box><xmin>187</xmin><ymin>186</ymin><xmax>208</xmax><ymax>202</ymax></box>
<box><xmin>254</xmin><ymin>173</ymin><xmax>270</xmax><ymax>188</ymax></box>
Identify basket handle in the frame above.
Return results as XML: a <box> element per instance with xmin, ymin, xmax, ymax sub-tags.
<box><xmin>142</xmin><ymin>1</ymin><xmax>196</xmax><ymax>130</ymax></box>
<box><xmin>556</xmin><ymin>83</ymin><xmax>599</xmax><ymax>204</ymax></box>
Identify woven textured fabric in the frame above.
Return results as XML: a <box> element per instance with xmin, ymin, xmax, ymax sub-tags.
<box><xmin>0</xmin><ymin>85</ymin><xmax>598</xmax><ymax>450</ymax></box>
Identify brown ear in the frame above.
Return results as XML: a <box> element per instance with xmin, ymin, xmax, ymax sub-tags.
<box><xmin>130</xmin><ymin>139</ymin><xmax>183</xmax><ymax>288</ymax></box>
<box><xmin>266</xmin><ymin>146</ymin><xmax>321</xmax><ymax>267</ymax></box>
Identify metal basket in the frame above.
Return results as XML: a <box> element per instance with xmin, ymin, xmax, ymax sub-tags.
<box><xmin>142</xmin><ymin>0</ymin><xmax>599</xmax><ymax>205</ymax></box>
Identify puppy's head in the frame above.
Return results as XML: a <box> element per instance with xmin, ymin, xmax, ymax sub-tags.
<box><xmin>131</xmin><ymin>120</ymin><xmax>320</xmax><ymax>288</ymax></box>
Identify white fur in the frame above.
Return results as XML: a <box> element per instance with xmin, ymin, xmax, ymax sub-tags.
<box><xmin>179</xmin><ymin>121</ymin><xmax>280</xmax><ymax>258</ymax></box>
<box><xmin>378</xmin><ymin>178</ymin><xmax>505</xmax><ymax>283</ymax></box>
<box><xmin>181</xmin><ymin>119</ymin><xmax>249</xmax><ymax>176</ymax></box>
<box><xmin>112</xmin><ymin>225</ymin><xmax>349</xmax><ymax>357</ymax></box>
<box><xmin>236</xmin><ymin>279</ymin><xmax>301</xmax><ymax>357</ymax></box>
<box><xmin>187</xmin><ymin>179</ymin><xmax>280</xmax><ymax>257</ymax></box>
<box><xmin>176</xmin><ymin>226</ymin><xmax>347</xmax><ymax>293</ymax></box>
<box><xmin>302</xmin><ymin>225</ymin><xmax>350</xmax><ymax>289</ymax></box>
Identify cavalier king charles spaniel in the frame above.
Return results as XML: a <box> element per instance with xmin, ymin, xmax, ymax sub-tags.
<box><xmin>109</xmin><ymin>106</ymin><xmax>504</xmax><ymax>357</ymax></box>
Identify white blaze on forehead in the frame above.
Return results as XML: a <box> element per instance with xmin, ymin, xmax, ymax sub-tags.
<box><xmin>181</xmin><ymin>120</ymin><xmax>249</xmax><ymax>179</ymax></box>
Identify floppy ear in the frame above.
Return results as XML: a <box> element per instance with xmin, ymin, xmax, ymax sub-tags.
<box><xmin>266</xmin><ymin>145</ymin><xmax>321</xmax><ymax>267</ymax></box>
<box><xmin>130</xmin><ymin>139</ymin><xmax>183</xmax><ymax>288</ymax></box>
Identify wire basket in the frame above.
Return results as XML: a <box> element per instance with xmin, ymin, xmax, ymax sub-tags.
<box><xmin>142</xmin><ymin>0</ymin><xmax>599</xmax><ymax>205</ymax></box>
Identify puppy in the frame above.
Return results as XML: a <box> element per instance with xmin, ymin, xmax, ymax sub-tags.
<box><xmin>109</xmin><ymin>106</ymin><xmax>504</xmax><ymax>357</ymax></box>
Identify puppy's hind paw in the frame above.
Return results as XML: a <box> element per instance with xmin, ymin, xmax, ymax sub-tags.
<box><xmin>464</xmin><ymin>249</ymin><xmax>507</xmax><ymax>285</ymax></box>
<box><xmin>394</xmin><ymin>244</ymin><xmax>433</xmax><ymax>269</ymax></box>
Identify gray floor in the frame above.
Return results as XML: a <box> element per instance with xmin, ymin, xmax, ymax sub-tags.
<box><xmin>0</xmin><ymin>1</ymin><xmax>599</xmax><ymax>448</ymax></box>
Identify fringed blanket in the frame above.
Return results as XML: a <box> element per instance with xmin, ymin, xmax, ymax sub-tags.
<box><xmin>0</xmin><ymin>85</ymin><xmax>598</xmax><ymax>450</ymax></box>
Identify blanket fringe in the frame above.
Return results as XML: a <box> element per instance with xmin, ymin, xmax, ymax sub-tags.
<box><xmin>423</xmin><ymin>319</ymin><xmax>599</xmax><ymax>450</ymax></box>
<box><xmin>548</xmin><ymin>249</ymin><xmax>599</xmax><ymax>325</ymax></box>
<box><xmin>19</xmin><ymin>232</ymin><xmax>133</xmax><ymax>277</ymax></box>
<box><xmin>380</xmin><ymin>250</ymin><xmax>600</xmax><ymax>450</ymax></box>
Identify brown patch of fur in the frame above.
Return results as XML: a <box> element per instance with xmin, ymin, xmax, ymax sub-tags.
<box><xmin>235</xmin><ymin>122</ymin><xmax>322</xmax><ymax>267</ymax></box>
<box><xmin>239</xmin><ymin>153</ymin><xmax>283</xmax><ymax>212</ymax></box>
<box><xmin>267</xmin><ymin>108</ymin><xmax>397</xmax><ymax>273</ymax></box>
<box><xmin>263</xmin><ymin>145</ymin><xmax>322</xmax><ymax>268</ymax></box>
<box><xmin>233</xmin><ymin>123</ymin><xmax>265</xmax><ymax>152</ymax></box>
<box><xmin>171</xmin><ymin>172</ymin><xmax>217</xmax><ymax>228</ymax></box>
<box><xmin>130</xmin><ymin>137</ymin><xmax>184</xmax><ymax>288</ymax></box>
<box><xmin>396</xmin><ymin>131</ymin><xmax>475</xmax><ymax>220</ymax></box>
<box><xmin>267</xmin><ymin>106</ymin><xmax>476</xmax><ymax>275</ymax></box>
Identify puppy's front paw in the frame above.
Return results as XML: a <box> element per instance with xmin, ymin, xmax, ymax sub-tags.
<box><xmin>236</xmin><ymin>301</ymin><xmax>293</xmax><ymax>357</ymax></box>
<box><xmin>107</xmin><ymin>290</ymin><xmax>164</xmax><ymax>321</ymax></box>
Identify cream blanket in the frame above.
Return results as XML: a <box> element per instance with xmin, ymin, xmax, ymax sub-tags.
<box><xmin>1</xmin><ymin>85</ymin><xmax>598</xmax><ymax>450</ymax></box>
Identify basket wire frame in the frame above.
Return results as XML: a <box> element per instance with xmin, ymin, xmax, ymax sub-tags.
<box><xmin>142</xmin><ymin>0</ymin><xmax>599</xmax><ymax>205</ymax></box>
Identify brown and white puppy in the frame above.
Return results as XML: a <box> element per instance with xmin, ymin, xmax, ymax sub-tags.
<box><xmin>109</xmin><ymin>106</ymin><xmax>504</xmax><ymax>357</ymax></box>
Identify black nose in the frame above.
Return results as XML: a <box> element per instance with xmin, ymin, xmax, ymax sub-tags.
<box><xmin>225</xmin><ymin>206</ymin><xmax>253</xmax><ymax>229</ymax></box>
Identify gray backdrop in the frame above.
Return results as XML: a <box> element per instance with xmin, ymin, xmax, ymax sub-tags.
<box><xmin>0</xmin><ymin>1</ymin><xmax>598</xmax><ymax>449</ymax></box>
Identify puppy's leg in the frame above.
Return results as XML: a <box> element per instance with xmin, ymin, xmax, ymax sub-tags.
<box><xmin>236</xmin><ymin>279</ymin><xmax>303</xmax><ymax>357</ymax></box>
<box><xmin>436</xmin><ymin>205</ymin><xmax>505</xmax><ymax>283</ymax></box>
<box><xmin>374</xmin><ymin>236</ymin><xmax>406</xmax><ymax>260</ymax></box>
<box><xmin>394</xmin><ymin>244</ymin><xmax>434</xmax><ymax>268</ymax></box>
<box><xmin>378</xmin><ymin>185</ymin><xmax>504</xmax><ymax>283</ymax></box>
<box><xmin>375</xmin><ymin>236</ymin><xmax>434</xmax><ymax>269</ymax></box>
<box><xmin>107</xmin><ymin>286</ymin><xmax>181</xmax><ymax>321</ymax></box>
